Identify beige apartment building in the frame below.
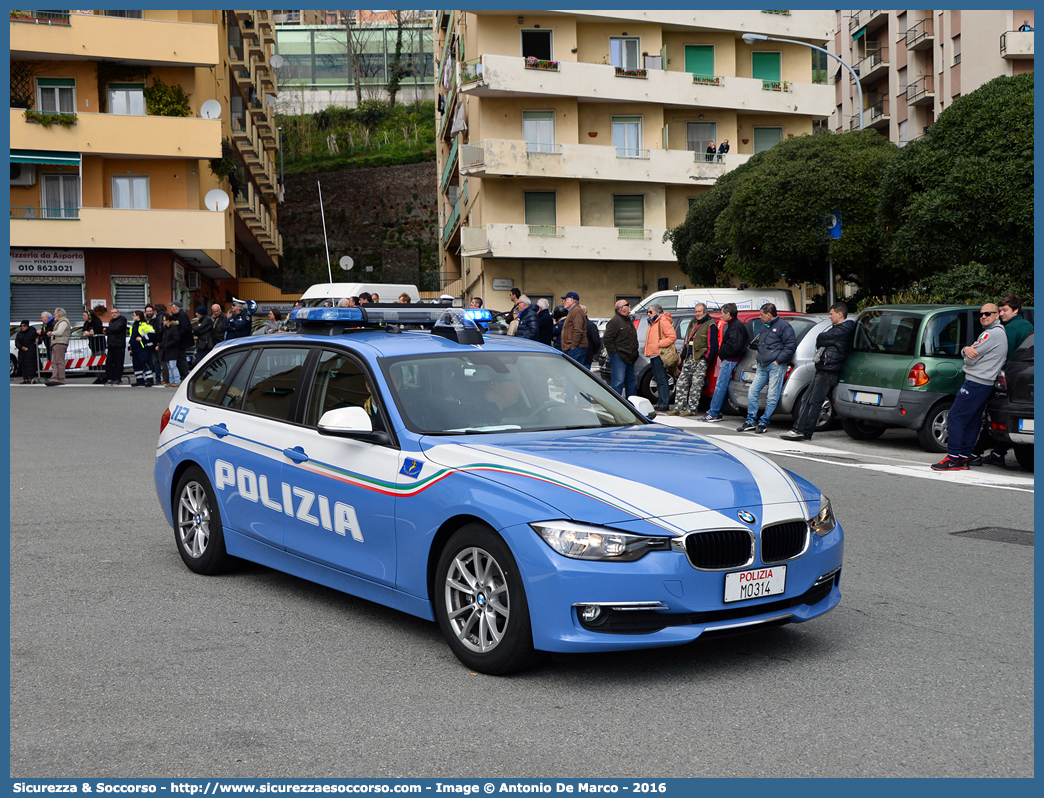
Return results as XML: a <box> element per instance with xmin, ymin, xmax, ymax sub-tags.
<box><xmin>9</xmin><ymin>9</ymin><xmax>282</xmax><ymax>321</ymax></box>
<box><xmin>433</xmin><ymin>9</ymin><xmax>835</xmax><ymax>316</ymax></box>
<box><xmin>833</xmin><ymin>9</ymin><xmax>1034</xmax><ymax>141</ymax></box>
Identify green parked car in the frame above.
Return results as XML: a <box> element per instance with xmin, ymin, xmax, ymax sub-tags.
<box><xmin>835</xmin><ymin>304</ymin><xmax>1033</xmax><ymax>453</ymax></box>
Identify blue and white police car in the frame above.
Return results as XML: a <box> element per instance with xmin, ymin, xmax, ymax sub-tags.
<box><xmin>155</xmin><ymin>306</ymin><xmax>843</xmax><ymax>674</ymax></box>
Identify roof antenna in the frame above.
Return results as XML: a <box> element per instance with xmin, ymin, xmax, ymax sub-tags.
<box><xmin>318</xmin><ymin>179</ymin><xmax>332</xmax><ymax>283</ymax></box>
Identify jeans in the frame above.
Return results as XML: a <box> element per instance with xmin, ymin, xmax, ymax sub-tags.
<box><xmin>707</xmin><ymin>360</ymin><xmax>737</xmax><ymax>417</ymax></box>
<box><xmin>745</xmin><ymin>361</ymin><xmax>787</xmax><ymax>426</ymax></box>
<box><xmin>167</xmin><ymin>360</ymin><xmax>182</xmax><ymax>385</ymax></box>
<box><xmin>947</xmin><ymin>380</ymin><xmax>994</xmax><ymax>458</ymax></box>
<box><xmin>564</xmin><ymin>347</ymin><xmax>588</xmax><ymax>367</ymax></box>
<box><xmin>650</xmin><ymin>356</ymin><xmax>671</xmax><ymax>409</ymax></box>
<box><xmin>793</xmin><ymin>371</ymin><xmax>839</xmax><ymax>438</ymax></box>
<box><xmin>609</xmin><ymin>353</ymin><xmax>637</xmax><ymax>398</ymax></box>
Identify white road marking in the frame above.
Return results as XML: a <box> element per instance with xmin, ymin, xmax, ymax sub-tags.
<box><xmin>658</xmin><ymin>418</ymin><xmax>1035</xmax><ymax>494</ymax></box>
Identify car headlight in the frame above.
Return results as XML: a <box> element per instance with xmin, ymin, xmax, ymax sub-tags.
<box><xmin>530</xmin><ymin>521</ymin><xmax>671</xmax><ymax>562</ymax></box>
<box><xmin>809</xmin><ymin>495</ymin><xmax>836</xmax><ymax>537</ymax></box>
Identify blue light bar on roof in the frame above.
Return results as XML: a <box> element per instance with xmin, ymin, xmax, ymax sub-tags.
<box><xmin>289</xmin><ymin>307</ymin><xmax>365</xmax><ymax>323</ymax></box>
<box><xmin>463</xmin><ymin>308</ymin><xmax>493</xmax><ymax>323</ymax></box>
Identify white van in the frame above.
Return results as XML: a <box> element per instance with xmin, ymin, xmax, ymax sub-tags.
<box><xmin>633</xmin><ymin>287</ymin><xmax>796</xmax><ymax>316</ymax></box>
<box><xmin>299</xmin><ymin>282</ymin><xmax>420</xmax><ymax>306</ymax></box>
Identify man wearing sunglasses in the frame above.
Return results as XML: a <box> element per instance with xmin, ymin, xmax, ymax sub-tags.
<box><xmin>931</xmin><ymin>303</ymin><xmax>1008</xmax><ymax>471</ymax></box>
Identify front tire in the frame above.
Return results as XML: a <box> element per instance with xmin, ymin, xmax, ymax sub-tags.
<box><xmin>173</xmin><ymin>465</ymin><xmax>231</xmax><ymax>575</ymax></box>
<box><xmin>916</xmin><ymin>399</ymin><xmax>953</xmax><ymax>453</ymax></box>
<box><xmin>841</xmin><ymin>417</ymin><xmax>886</xmax><ymax>441</ymax></box>
<box><xmin>434</xmin><ymin>524</ymin><xmax>540</xmax><ymax>675</ymax></box>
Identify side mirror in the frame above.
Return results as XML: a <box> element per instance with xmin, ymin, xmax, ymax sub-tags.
<box><xmin>630</xmin><ymin>395</ymin><xmax>656</xmax><ymax>419</ymax></box>
<box><xmin>318</xmin><ymin>406</ymin><xmax>373</xmax><ymax>436</ymax></box>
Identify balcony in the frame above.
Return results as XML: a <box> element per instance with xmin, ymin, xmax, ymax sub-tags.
<box><xmin>536</xmin><ymin>10</ymin><xmax>835</xmax><ymax>39</ymax></box>
<box><xmin>907</xmin><ymin>75</ymin><xmax>934</xmax><ymax>106</ymax></box>
<box><xmin>10</xmin><ymin>207</ymin><xmax>226</xmax><ymax>249</ymax></box>
<box><xmin>461</xmin><ymin>54</ymin><xmax>833</xmax><ymax>117</ymax></box>
<box><xmin>9</xmin><ymin>12</ymin><xmax>219</xmax><ymax>67</ymax></box>
<box><xmin>456</xmin><ymin>138</ymin><xmax>752</xmax><ymax>186</ymax></box>
<box><xmin>459</xmin><ymin>224</ymin><xmax>675</xmax><ymax>262</ymax></box>
<box><xmin>867</xmin><ymin>97</ymin><xmax>889</xmax><ymax>130</ymax></box>
<box><xmin>11</xmin><ymin>206</ymin><xmax>79</xmax><ymax>220</ymax></box>
<box><xmin>11</xmin><ymin>108</ymin><xmax>221</xmax><ymax>159</ymax></box>
<box><xmin>855</xmin><ymin>48</ymin><xmax>889</xmax><ymax>84</ymax></box>
<box><xmin>850</xmin><ymin>10</ymin><xmax>888</xmax><ymax>35</ymax></box>
<box><xmin>907</xmin><ymin>18</ymin><xmax>934</xmax><ymax>50</ymax></box>
<box><xmin>1000</xmin><ymin>30</ymin><xmax>1034</xmax><ymax>60</ymax></box>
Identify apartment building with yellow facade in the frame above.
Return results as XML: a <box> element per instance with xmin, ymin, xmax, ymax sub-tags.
<box><xmin>9</xmin><ymin>9</ymin><xmax>282</xmax><ymax>321</ymax></box>
<box><xmin>833</xmin><ymin>9</ymin><xmax>1034</xmax><ymax>141</ymax></box>
<box><xmin>433</xmin><ymin>10</ymin><xmax>835</xmax><ymax>316</ymax></box>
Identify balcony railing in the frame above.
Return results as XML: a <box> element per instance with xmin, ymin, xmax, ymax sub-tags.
<box><xmin>694</xmin><ymin>152</ymin><xmax>728</xmax><ymax>164</ymax></box>
<box><xmin>614</xmin><ymin>67</ymin><xmax>648</xmax><ymax>79</ymax></box>
<box><xmin>524</xmin><ymin>57</ymin><xmax>559</xmax><ymax>72</ymax></box>
<box><xmin>527</xmin><ymin>141</ymin><xmax>562</xmax><ymax>155</ymax></box>
<box><xmin>461</xmin><ymin>57</ymin><xmax>483</xmax><ymax>85</ymax></box>
<box><xmin>527</xmin><ymin>225</ymin><xmax>562</xmax><ymax>237</ymax></box>
<box><xmin>10</xmin><ymin>9</ymin><xmax>71</xmax><ymax>24</ymax></box>
<box><xmin>10</xmin><ymin>206</ymin><xmax>80</xmax><ymax>219</ymax></box>
<box><xmin>868</xmin><ymin>98</ymin><xmax>889</xmax><ymax>122</ymax></box>
<box><xmin>907</xmin><ymin>74</ymin><xmax>934</xmax><ymax>104</ymax></box>
<box><xmin>617</xmin><ymin>227</ymin><xmax>649</xmax><ymax>239</ymax></box>
<box><xmin>907</xmin><ymin>18</ymin><xmax>934</xmax><ymax>49</ymax></box>
<box><xmin>460</xmin><ymin>142</ymin><xmax>485</xmax><ymax>169</ymax></box>
<box><xmin>615</xmin><ymin>147</ymin><xmax>650</xmax><ymax>159</ymax></box>
<box><xmin>855</xmin><ymin>48</ymin><xmax>888</xmax><ymax>75</ymax></box>
<box><xmin>692</xmin><ymin>74</ymin><xmax>724</xmax><ymax>86</ymax></box>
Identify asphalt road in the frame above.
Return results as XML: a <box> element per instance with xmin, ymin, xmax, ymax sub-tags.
<box><xmin>8</xmin><ymin>383</ymin><xmax>1034</xmax><ymax>778</ymax></box>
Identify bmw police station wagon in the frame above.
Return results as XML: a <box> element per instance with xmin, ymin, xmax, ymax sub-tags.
<box><xmin>154</xmin><ymin>306</ymin><xmax>843</xmax><ymax>674</ymax></box>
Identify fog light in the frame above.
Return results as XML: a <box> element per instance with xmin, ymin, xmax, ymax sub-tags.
<box><xmin>580</xmin><ymin>605</ymin><xmax>602</xmax><ymax>623</ymax></box>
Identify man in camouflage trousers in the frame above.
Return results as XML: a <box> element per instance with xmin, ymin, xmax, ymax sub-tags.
<box><xmin>671</xmin><ymin>303</ymin><xmax>718</xmax><ymax>416</ymax></box>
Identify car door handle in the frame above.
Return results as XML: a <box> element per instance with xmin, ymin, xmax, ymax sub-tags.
<box><xmin>209</xmin><ymin>423</ymin><xmax>230</xmax><ymax>438</ymax></box>
<box><xmin>283</xmin><ymin>446</ymin><xmax>309</xmax><ymax>463</ymax></box>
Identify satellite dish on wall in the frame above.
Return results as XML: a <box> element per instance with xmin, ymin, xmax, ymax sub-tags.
<box><xmin>199</xmin><ymin>99</ymin><xmax>223</xmax><ymax>120</ymax></box>
<box><xmin>270</xmin><ymin>54</ymin><xmax>285</xmax><ymax>69</ymax></box>
<box><xmin>339</xmin><ymin>256</ymin><xmax>354</xmax><ymax>272</ymax></box>
<box><xmin>204</xmin><ymin>189</ymin><xmax>230</xmax><ymax>212</ymax></box>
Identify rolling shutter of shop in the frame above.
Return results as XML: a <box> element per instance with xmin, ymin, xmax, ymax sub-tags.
<box><xmin>112</xmin><ymin>282</ymin><xmax>149</xmax><ymax>313</ymax></box>
<box><xmin>10</xmin><ymin>283</ymin><xmax>85</xmax><ymax>322</ymax></box>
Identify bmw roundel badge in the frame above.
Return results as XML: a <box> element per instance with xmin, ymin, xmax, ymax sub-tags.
<box><xmin>737</xmin><ymin>510</ymin><xmax>756</xmax><ymax>525</ymax></box>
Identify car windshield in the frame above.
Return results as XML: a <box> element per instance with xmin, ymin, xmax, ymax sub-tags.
<box><xmin>382</xmin><ymin>350</ymin><xmax>646</xmax><ymax>434</ymax></box>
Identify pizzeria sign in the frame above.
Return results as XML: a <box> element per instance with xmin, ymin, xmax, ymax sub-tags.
<box><xmin>10</xmin><ymin>248</ymin><xmax>85</xmax><ymax>277</ymax></box>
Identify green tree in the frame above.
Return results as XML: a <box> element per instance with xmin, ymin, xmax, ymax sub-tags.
<box><xmin>667</xmin><ymin>130</ymin><xmax>900</xmax><ymax>294</ymax></box>
<box><xmin>878</xmin><ymin>72</ymin><xmax>1033</xmax><ymax>294</ymax></box>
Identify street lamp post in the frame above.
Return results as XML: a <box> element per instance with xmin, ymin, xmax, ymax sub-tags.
<box><xmin>741</xmin><ymin>33</ymin><xmax>864</xmax><ymax>131</ymax></box>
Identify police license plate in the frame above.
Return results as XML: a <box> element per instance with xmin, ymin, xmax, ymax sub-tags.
<box><xmin>853</xmin><ymin>391</ymin><xmax>882</xmax><ymax>405</ymax></box>
<box><xmin>741</xmin><ymin>370</ymin><xmax>755</xmax><ymax>382</ymax></box>
<box><xmin>724</xmin><ymin>565</ymin><xmax>786</xmax><ymax>603</ymax></box>
<box><xmin>1019</xmin><ymin>418</ymin><xmax>1034</xmax><ymax>433</ymax></box>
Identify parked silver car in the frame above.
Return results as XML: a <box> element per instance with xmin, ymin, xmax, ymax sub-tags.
<box><xmin>727</xmin><ymin>314</ymin><xmax>837</xmax><ymax>431</ymax></box>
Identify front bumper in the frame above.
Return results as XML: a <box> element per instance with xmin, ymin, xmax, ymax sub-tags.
<box><xmin>834</xmin><ymin>384</ymin><xmax>946</xmax><ymax>430</ymax></box>
<box><xmin>508</xmin><ymin>519</ymin><xmax>844</xmax><ymax>653</ymax></box>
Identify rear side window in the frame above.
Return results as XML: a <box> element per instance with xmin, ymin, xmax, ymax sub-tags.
<box><xmin>853</xmin><ymin>311</ymin><xmax>923</xmax><ymax>356</ymax></box>
<box><xmin>190</xmin><ymin>351</ymin><xmax>247</xmax><ymax>405</ymax></box>
<box><xmin>920</xmin><ymin>311</ymin><xmax>965</xmax><ymax>358</ymax></box>
<box><xmin>242</xmin><ymin>348</ymin><xmax>310</xmax><ymax>421</ymax></box>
